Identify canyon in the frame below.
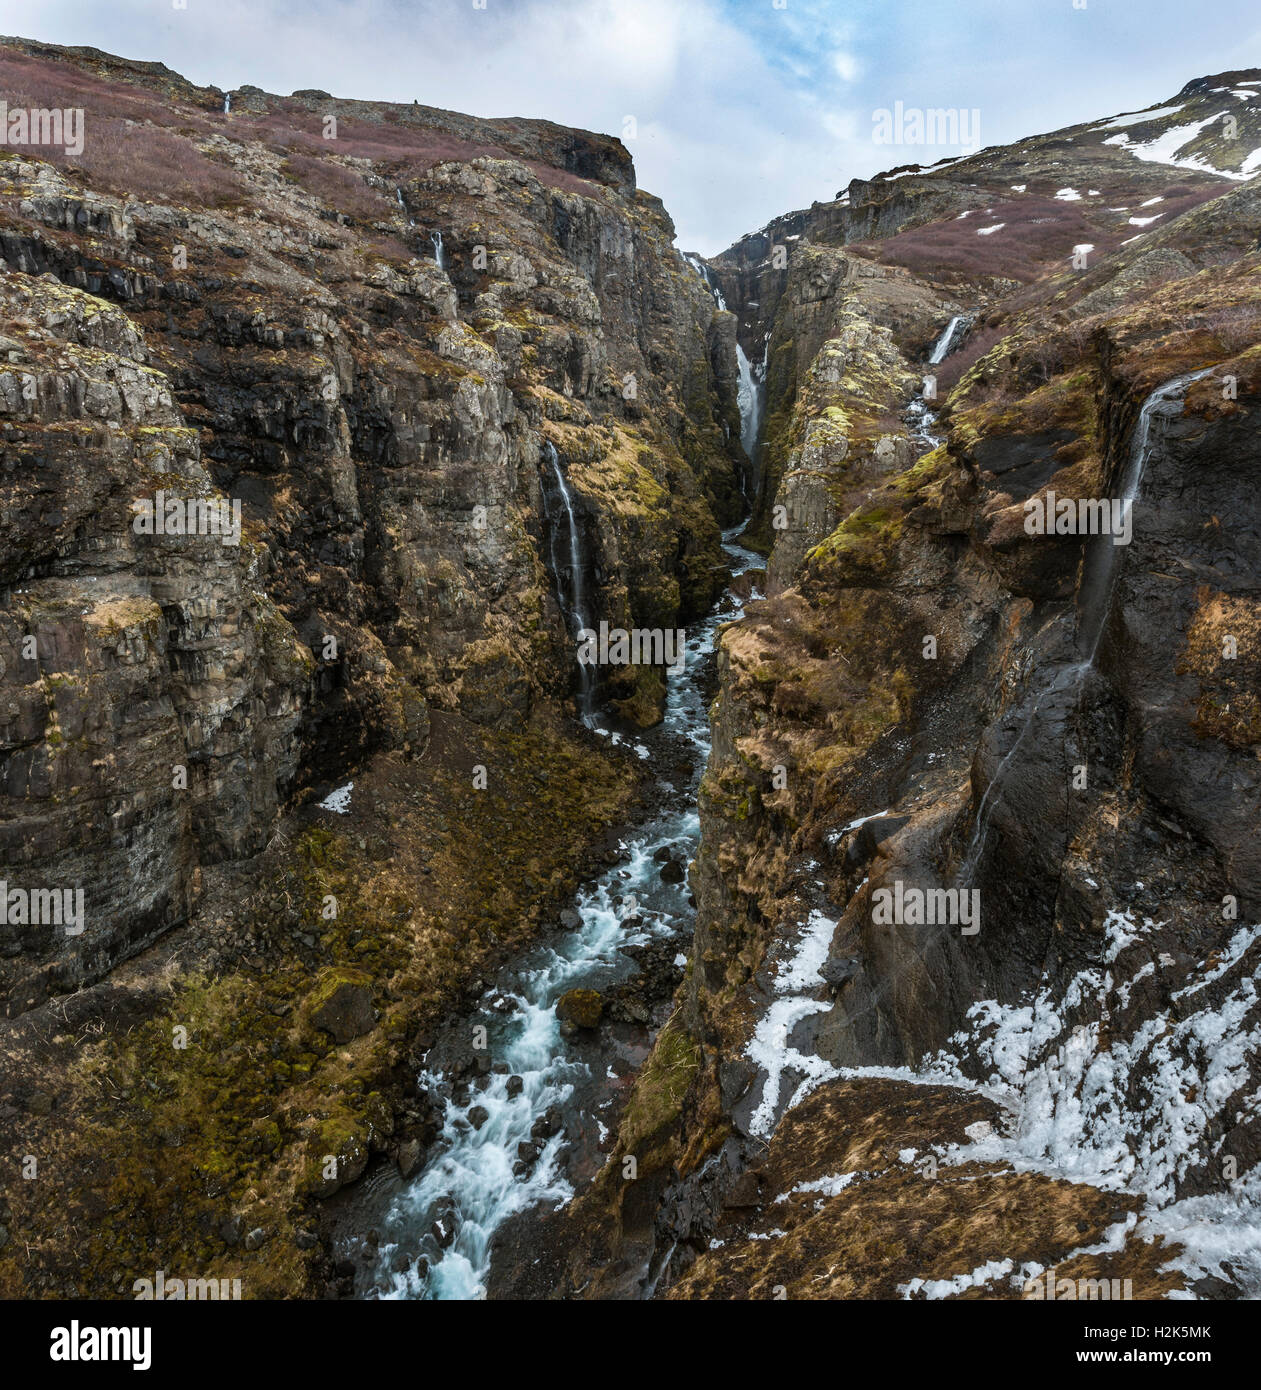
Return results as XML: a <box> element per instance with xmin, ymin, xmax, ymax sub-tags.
<box><xmin>0</xmin><ymin>37</ymin><xmax>1258</xmax><ymax>1303</ymax></box>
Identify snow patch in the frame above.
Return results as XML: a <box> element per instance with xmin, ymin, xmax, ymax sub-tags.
<box><xmin>319</xmin><ymin>782</ymin><xmax>354</xmax><ymax>814</ymax></box>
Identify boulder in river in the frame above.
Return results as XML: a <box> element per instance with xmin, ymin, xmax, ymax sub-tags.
<box><xmin>396</xmin><ymin>1139</ymin><xmax>423</xmax><ymax>1178</ymax></box>
<box><xmin>556</xmin><ymin>987</ymin><xmax>604</xmax><ymax>1029</ymax></box>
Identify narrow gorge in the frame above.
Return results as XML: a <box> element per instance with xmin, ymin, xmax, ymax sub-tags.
<box><xmin>0</xmin><ymin>35</ymin><xmax>1259</xmax><ymax>1311</ymax></box>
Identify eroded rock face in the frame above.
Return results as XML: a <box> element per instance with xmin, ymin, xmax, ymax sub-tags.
<box><xmin>0</xmin><ymin>274</ymin><xmax>309</xmax><ymax>1013</ymax></box>
<box><xmin>584</xmin><ymin>85</ymin><xmax>1261</xmax><ymax>1299</ymax></box>
<box><xmin>0</xmin><ymin>46</ymin><xmax>742</xmax><ymax>1016</ymax></box>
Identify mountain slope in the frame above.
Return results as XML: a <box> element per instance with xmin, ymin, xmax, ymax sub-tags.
<box><xmin>577</xmin><ymin>72</ymin><xmax>1261</xmax><ymax>1301</ymax></box>
<box><xmin>0</xmin><ymin>37</ymin><xmax>742</xmax><ymax>1295</ymax></box>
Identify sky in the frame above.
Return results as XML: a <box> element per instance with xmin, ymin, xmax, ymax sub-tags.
<box><xmin>3</xmin><ymin>0</ymin><xmax>1259</xmax><ymax>254</ymax></box>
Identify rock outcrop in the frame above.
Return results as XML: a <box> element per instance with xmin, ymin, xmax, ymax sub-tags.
<box><xmin>0</xmin><ymin>37</ymin><xmax>741</xmax><ymax>1298</ymax></box>
<box><xmin>571</xmin><ymin>71</ymin><xmax>1261</xmax><ymax>1302</ymax></box>
<box><xmin>0</xmin><ymin>37</ymin><xmax>743</xmax><ymax>1017</ymax></box>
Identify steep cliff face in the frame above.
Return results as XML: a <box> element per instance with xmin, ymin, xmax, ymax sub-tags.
<box><xmin>589</xmin><ymin>76</ymin><xmax>1261</xmax><ymax>1300</ymax></box>
<box><xmin>0</xmin><ymin>39</ymin><xmax>741</xmax><ymax>1296</ymax></box>
<box><xmin>0</xmin><ymin>38</ymin><xmax>742</xmax><ymax>1017</ymax></box>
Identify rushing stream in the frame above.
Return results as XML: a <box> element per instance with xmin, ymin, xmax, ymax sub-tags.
<box><xmin>343</xmin><ymin>525</ymin><xmax>761</xmax><ymax>1299</ymax></box>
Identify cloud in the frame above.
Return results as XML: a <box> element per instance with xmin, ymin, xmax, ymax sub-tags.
<box><xmin>831</xmin><ymin>50</ymin><xmax>862</xmax><ymax>83</ymax></box>
<box><xmin>7</xmin><ymin>0</ymin><xmax>1258</xmax><ymax>253</ymax></box>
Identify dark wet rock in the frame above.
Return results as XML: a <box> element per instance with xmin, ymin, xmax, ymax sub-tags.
<box><xmin>659</xmin><ymin>858</ymin><xmax>686</xmax><ymax>884</ymax></box>
<box><xmin>718</xmin><ymin>1058</ymin><xmax>756</xmax><ymax>1110</ymax></box>
<box><xmin>396</xmin><ymin>1139</ymin><xmax>423</xmax><ymax>1178</ymax></box>
<box><xmin>531</xmin><ymin>1106</ymin><xmax>563</xmax><ymax>1142</ymax></box>
<box><xmin>820</xmin><ymin>957</ymin><xmax>860</xmax><ymax>991</ymax></box>
<box><xmin>468</xmin><ymin>1105</ymin><xmax>490</xmax><ymax>1130</ymax></box>
<box><xmin>506</xmin><ymin>1075</ymin><xmax>524</xmax><ymax>1098</ymax></box>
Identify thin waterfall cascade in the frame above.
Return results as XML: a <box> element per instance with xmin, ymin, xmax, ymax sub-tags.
<box><xmin>929</xmin><ymin>314</ymin><xmax>972</xmax><ymax>366</ymax></box>
<box><xmin>539</xmin><ymin>442</ymin><xmax>597</xmax><ymax>719</ymax></box>
<box><xmin>959</xmin><ymin>367</ymin><xmax>1214</xmax><ymax>881</ymax></box>
<box><xmin>223</xmin><ymin>94</ymin><xmax>231</xmax><ymax>114</ymax></box>
<box><xmin>1074</xmin><ymin>367</ymin><xmax>1214</xmax><ymax>665</ymax></box>
<box><xmin>395</xmin><ymin>187</ymin><xmax>416</xmax><ymax>228</ymax></box>
<box><xmin>431</xmin><ymin>230</ymin><xmax>446</xmax><ymax>271</ymax></box>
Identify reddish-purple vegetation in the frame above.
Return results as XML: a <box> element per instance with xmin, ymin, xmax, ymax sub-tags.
<box><xmin>858</xmin><ymin>197</ymin><xmax>1124</xmax><ymax>283</ymax></box>
<box><xmin>0</xmin><ymin>46</ymin><xmax>600</xmax><ymax>211</ymax></box>
<box><xmin>279</xmin><ymin>153</ymin><xmax>392</xmax><ymax>220</ymax></box>
<box><xmin>860</xmin><ymin>181</ymin><xmax>1226</xmax><ymax>285</ymax></box>
<box><xmin>0</xmin><ymin>50</ymin><xmax>243</xmax><ymax>204</ymax></box>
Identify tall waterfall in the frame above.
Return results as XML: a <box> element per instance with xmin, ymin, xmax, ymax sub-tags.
<box><xmin>1074</xmin><ymin>367</ymin><xmax>1214</xmax><ymax>664</ymax></box>
<box><xmin>960</xmin><ymin>367</ymin><xmax>1213</xmax><ymax>881</ymax></box>
<box><xmin>540</xmin><ymin>441</ymin><xmax>596</xmax><ymax>719</ymax></box>
<box><xmin>223</xmin><ymin>94</ymin><xmax>231</xmax><ymax>115</ymax></box>
<box><xmin>685</xmin><ymin>252</ymin><xmax>765</xmax><ymax>477</ymax></box>
<box><xmin>736</xmin><ymin>343</ymin><xmax>764</xmax><ymax>466</ymax></box>
<box><xmin>431</xmin><ymin>230</ymin><xmax>446</xmax><ymax>271</ymax></box>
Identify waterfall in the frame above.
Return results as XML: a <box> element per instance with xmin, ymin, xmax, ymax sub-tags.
<box><xmin>959</xmin><ymin>367</ymin><xmax>1213</xmax><ymax>881</ymax></box>
<box><xmin>1074</xmin><ymin>367</ymin><xmax>1213</xmax><ymax>664</ymax></box>
<box><xmin>431</xmin><ymin>230</ymin><xmax>446</xmax><ymax>271</ymax></box>
<box><xmin>539</xmin><ymin>441</ymin><xmax>597</xmax><ymax>719</ymax></box>
<box><xmin>223</xmin><ymin>94</ymin><xmax>231</xmax><ymax>115</ymax></box>
<box><xmin>686</xmin><ymin>253</ymin><xmax>763</xmax><ymax>473</ymax></box>
<box><xmin>736</xmin><ymin>343</ymin><xmax>764</xmax><ymax>465</ymax></box>
<box><xmin>929</xmin><ymin>314</ymin><xmax>970</xmax><ymax>366</ymax></box>
<box><xmin>394</xmin><ymin>187</ymin><xmax>416</xmax><ymax>228</ymax></box>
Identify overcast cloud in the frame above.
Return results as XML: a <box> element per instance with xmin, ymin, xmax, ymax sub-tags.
<box><xmin>3</xmin><ymin>0</ymin><xmax>1258</xmax><ymax>253</ymax></box>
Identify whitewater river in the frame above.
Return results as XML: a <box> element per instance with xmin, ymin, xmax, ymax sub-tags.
<box><xmin>340</xmin><ymin>524</ymin><xmax>762</xmax><ymax>1300</ymax></box>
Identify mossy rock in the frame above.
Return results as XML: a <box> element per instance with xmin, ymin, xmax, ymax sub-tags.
<box><xmin>556</xmin><ymin>988</ymin><xmax>603</xmax><ymax>1030</ymax></box>
<box><xmin>304</xmin><ymin>967</ymin><xmax>375</xmax><ymax>1043</ymax></box>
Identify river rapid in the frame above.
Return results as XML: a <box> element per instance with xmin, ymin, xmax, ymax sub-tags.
<box><xmin>335</xmin><ymin>523</ymin><xmax>762</xmax><ymax>1300</ymax></box>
